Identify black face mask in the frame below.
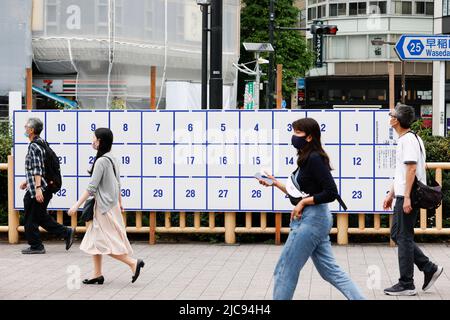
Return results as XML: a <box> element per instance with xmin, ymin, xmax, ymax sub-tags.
<box><xmin>292</xmin><ymin>135</ymin><xmax>308</xmax><ymax>150</ymax></box>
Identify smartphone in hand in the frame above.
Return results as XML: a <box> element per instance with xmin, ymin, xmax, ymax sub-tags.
<box><xmin>254</xmin><ymin>172</ymin><xmax>274</xmax><ymax>186</ymax></box>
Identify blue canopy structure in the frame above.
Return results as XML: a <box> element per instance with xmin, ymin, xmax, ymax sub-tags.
<box><xmin>32</xmin><ymin>86</ymin><xmax>78</xmax><ymax>109</ymax></box>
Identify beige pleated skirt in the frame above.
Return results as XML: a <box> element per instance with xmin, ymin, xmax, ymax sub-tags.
<box><xmin>80</xmin><ymin>203</ymin><xmax>133</xmax><ymax>255</ymax></box>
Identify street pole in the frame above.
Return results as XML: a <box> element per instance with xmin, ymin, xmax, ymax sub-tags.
<box><xmin>268</xmin><ymin>0</ymin><xmax>275</xmax><ymax>109</ymax></box>
<box><xmin>389</xmin><ymin>62</ymin><xmax>395</xmax><ymax>110</ymax></box>
<box><xmin>255</xmin><ymin>52</ymin><xmax>260</xmax><ymax>109</ymax></box>
<box><xmin>209</xmin><ymin>0</ymin><xmax>223</xmax><ymax>110</ymax></box>
<box><xmin>401</xmin><ymin>60</ymin><xmax>406</xmax><ymax>104</ymax></box>
<box><xmin>201</xmin><ymin>4</ymin><xmax>209</xmax><ymax>109</ymax></box>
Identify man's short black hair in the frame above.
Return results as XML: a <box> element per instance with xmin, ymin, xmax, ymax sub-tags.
<box><xmin>394</xmin><ymin>103</ymin><xmax>416</xmax><ymax>129</ymax></box>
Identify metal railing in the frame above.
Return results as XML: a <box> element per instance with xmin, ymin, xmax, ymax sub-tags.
<box><xmin>1</xmin><ymin>155</ymin><xmax>449</xmax><ymax>245</ymax></box>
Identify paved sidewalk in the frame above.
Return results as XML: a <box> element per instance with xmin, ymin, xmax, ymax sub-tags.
<box><xmin>0</xmin><ymin>242</ymin><xmax>449</xmax><ymax>300</ymax></box>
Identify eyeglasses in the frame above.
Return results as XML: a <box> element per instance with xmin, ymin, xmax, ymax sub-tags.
<box><xmin>388</xmin><ymin>112</ymin><xmax>397</xmax><ymax>118</ymax></box>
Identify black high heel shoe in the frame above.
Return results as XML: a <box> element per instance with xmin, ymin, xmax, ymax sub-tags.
<box><xmin>83</xmin><ymin>276</ymin><xmax>105</xmax><ymax>285</ymax></box>
<box><xmin>132</xmin><ymin>259</ymin><xmax>145</xmax><ymax>283</ymax></box>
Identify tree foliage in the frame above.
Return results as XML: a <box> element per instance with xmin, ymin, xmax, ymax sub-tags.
<box><xmin>239</xmin><ymin>0</ymin><xmax>313</xmax><ymax>106</ymax></box>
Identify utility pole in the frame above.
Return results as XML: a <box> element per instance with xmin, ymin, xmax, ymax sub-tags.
<box><xmin>268</xmin><ymin>0</ymin><xmax>275</xmax><ymax>109</ymax></box>
<box><xmin>209</xmin><ymin>0</ymin><xmax>223</xmax><ymax>109</ymax></box>
<box><xmin>201</xmin><ymin>4</ymin><xmax>209</xmax><ymax>109</ymax></box>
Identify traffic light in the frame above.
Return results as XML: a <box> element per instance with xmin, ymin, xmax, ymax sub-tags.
<box><xmin>310</xmin><ymin>24</ymin><xmax>338</xmax><ymax>35</ymax></box>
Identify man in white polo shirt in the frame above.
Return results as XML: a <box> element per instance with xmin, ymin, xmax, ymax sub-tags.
<box><xmin>383</xmin><ymin>104</ymin><xmax>443</xmax><ymax>296</ymax></box>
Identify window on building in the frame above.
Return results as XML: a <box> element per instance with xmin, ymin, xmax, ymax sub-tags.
<box><xmin>349</xmin><ymin>2</ymin><xmax>367</xmax><ymax>15</ymax></box>
<box><xmin>145</xmin><ymin>0</ymin><xmax>153</xmax><ymax>39</ymax></box>
<box><xmin>348</xmin><ymin>36</ymin><xmax>368</xmax><ymax>59</ymax></box>
<box><xmin>115</xmin><ymin>0</ymin><xmax>123</xmax><ymax>35</ymax></box>
<box><xmin>46</xmin><ymin>0</ymin><xmax>59</xmax><ymax>34</ymax></box>
<box><xmin>308</xmin><ymin>0</ymin><xmax>317</xmax><ymax>5</ymax></box>
<box><xmin>96</xmin><ymin>0</ymin><xmax>109</xmax><ymax>35</ymax></box>
<box><xmin>308</xmin><ymin>7</ymin><xmax>317</xmax><ymax>20</ymax></box>
<box><xmin>330</xmin><ymin>3</ymin><xmax>347</xmax><ymax>16</ymax></box>
<box><xmin>317</xmin><ymin>5</ymin><xmax>326</xmax><ymax>18</ymax></box>
<box><xmin>328</xmin><ymin>89</ymin><xmax>347</xmax><ymax>101</ymax></box>
<box><xmin>394</xmin><ymin>1</ymin><xmax>412</xmax><ymax>14</ymax></box>
<box><xmin>369</xmin><ymin>1</ymin><xmax>387</xmax><ymax>14</ymax></box>
<box><xmin>329</xmin><ymin>36</ymin><xmax>347</xmax><ymax>59</ymax></box>
<box><xmin>368</xmin><ymin>89</ymin><xmax>387</xmax><ymax>101</ymax></box>
<box><xmin>415</xmin><ymin>1</ymin><xmax>433</xmax><ymax>15</ymax></box>
<box><xmin>445</xmin><ymin>0</ymin><xmax>450</xmax><ymax>16</ymax></box>
<box><xmin>425</xmin><ymin>2</ymin><xmax>434</xmax><ymax>15</ymax></box>
<box><xmin>416</xmin><ymin>1</ymin><xmax>425</xmax><ymax>14</ymax></box>
<box><xmin>349</xmin><ymin>89</ymin><xmax>366</xmax><ymax>101</ymax></box>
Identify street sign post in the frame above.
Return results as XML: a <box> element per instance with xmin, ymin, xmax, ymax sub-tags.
<box><xmin>395</xmin><ymin>34</ymin><xmax>450</xmax><ymax>61</ymax></box>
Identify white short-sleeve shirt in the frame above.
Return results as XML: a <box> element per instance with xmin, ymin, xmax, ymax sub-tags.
<box><xmin>394</xmin><ymin>132</ymin><xmax>426</xmax><ymax>197</ymax></box>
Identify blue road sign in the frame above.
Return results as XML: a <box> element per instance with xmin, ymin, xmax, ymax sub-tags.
<box><xmin>395</xmin><ymin>35</ymin><xmax>450</xmax><ymax>61</ymax></box>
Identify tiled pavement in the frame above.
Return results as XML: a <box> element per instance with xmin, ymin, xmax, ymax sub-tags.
<box><xmin>0</xmin><ymin>241</ymin><xmax>449</xmax><ymax>300</ymax></box>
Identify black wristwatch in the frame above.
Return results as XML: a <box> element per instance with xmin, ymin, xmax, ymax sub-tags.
<box><xmin>36</xmin><ymin>186</ymin><xmax>42</xmax><ymax>189</ymax></box>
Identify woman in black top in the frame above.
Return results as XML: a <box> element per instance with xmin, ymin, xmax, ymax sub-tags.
<box><xmin>258</xmin><ymin>118</ymin><xmax>365</xmax><ymax>300</ymax></box>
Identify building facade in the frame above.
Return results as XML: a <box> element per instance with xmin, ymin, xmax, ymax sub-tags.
<box><xmin>1</xmin><ymin>0</ymin><xmax>241</xmax><ymax>110</ymax></box>
<box><xmin>304</xmin><ymin>0</ymin><xmax>434</xmax><ymax>115</ymax></box>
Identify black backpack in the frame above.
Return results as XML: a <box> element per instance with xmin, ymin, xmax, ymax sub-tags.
<box><xmin>409</xmin><ymin>132</ymin><xmax>443</xmax><ymax>210</ymax></box>
<box><xmin>31</xmin><ymin>139</ymin><xmax>62</xmax><ymax>194</ymax></box>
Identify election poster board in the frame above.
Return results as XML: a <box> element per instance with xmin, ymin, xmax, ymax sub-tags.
<box><xmin>13</xmin><ymin>109</ymin><xmax>397</xmax><ymax>213</ymax></box>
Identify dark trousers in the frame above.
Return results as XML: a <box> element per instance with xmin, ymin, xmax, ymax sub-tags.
<box><xmin>390</xmin><ymin>197</ymin><xmax>435</xmax><ymax>287</ymax></box>
<box><xmin>23</xmin><ymin>190</ymin><xmax>68</xmax><ymax>250</ymax></box>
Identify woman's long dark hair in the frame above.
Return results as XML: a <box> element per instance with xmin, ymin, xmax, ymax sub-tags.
<box><xmin>88</xmin><ymin>128</ymin><xmax>114</xmax><ymax>176</ymax></box>
<box><xmin>292</xmin><ymin>118</ymin><xmax>332</xmax><ymax>170</ymax></box>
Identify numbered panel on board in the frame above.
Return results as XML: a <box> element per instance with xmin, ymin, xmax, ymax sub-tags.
<box><xmin>175</xmin><ymin>178</ymin><xmax>206</xmax><ymax>210</ymax></box>
<box><xmin>207</xmin><ymin>111</ymin><xmax>239</xmax><ymax>144</ymax></box>
<box><xmin>374</xmin><ymin>111</ymin><xmax>397</xmax><ymax>144</ymax></box>
<box><xmin>14</xmin><ymin>111</ymin><xmax>46</xmax><ymax>144</ymax></box>
<box><xmin>143</xmin><ymin>145</ymin><xmax>173</xmax><ymax>177</ymax></box>
<box><xmin>273</xmin><ymin>110</ymin><xmax>307</xmax><ymax>144</ymax></box>
<box><xmin>240</xmin><ymin>178</ymin><xmax>272</xmax><ymax>211</ymax></box>
<box><xmin>341</xmin><ymin>111</ymin><xmax>373</xmax><ymax>144</ymax></box>
<box><xmin>50</xmin><ymin>144</ymin><xmax>77</xmax><ymax>176</ymax></box>
<box><xmin>341</xmin><ymin>179</ymin><xmax>374</xmax><ymax>212</ymax></box>
<box><xmin>46</xmin><ymin>112</ymin><xmax>77</xmax><ymax>144</ymax></box>
<box><xmin>307</xmin><ymin>111</ymin><xmax>340</xmax><ymax>144</ymax></box>
<box><xmin>174</xmin><ymin>145</ymin><xmax>206</xmax><ymax>177</ymax></box>
<box><xmin>208</xmin><ymin>178</ymin><xmax>239</xmax><ymax>211</ymax></box>
<box><xmin>374</xmin><ymin>178</ymin><xmax>393</xmax><ymax>212</ymax></box>
<box><xmin>273</xmin><ymin>145</ymin><xmax>297</xmax><ymax>178</ymax></box>
<box><xmin>142</xmin><ymin>111</ymin><xmax>174</xmax><ymax>144</ymax></box>
<box><xmin>174</xmin><ymin>111</ymin><xmax>207</xmax><ymax>143</ymax></box>
<box><xmin>48</xmin><ymin>178</ymin><xmax>77</xmax><ymax>210</ymax></box>
<box><xmin>207</xmin><ymin>145</ymin><xmax>239</xmax><ymax>177</ymax></box>
<box><xmin>110</xmin><ymin>111</ymin><xmax>141</xmax><ymax>143</ymax></box>
<box><xmin>341</xmin><ymin>146</ymin><xmax>373</xmax><ymax>178</ymax></box>
<box><xmin>142</xmin><ymin>178</ymin><xmax>173</xmax><ymax>210</ymax></box>
<box><xmin>240</xmin><ymin>145</ymin><xmax>272</xmax><ymax>177</ymax></box>
<box><xmin>240</xmin><ymin>111</ymin><xmax>272</xmax><ymax>144</ymax></box>
<box><xmin>112</xmin><ymin>145</ymin><xmax>141</xmax><ymax>176</ymax></box>
<box><xmin>14</xmin><ymin>177</ymin><xmax>27</xmax><ymax>209</ymax></box>
<box><xmin>78</xmin><ymin>111</ymin><xmax>109</xmax><ymax>143</ymax></box>
<box><xmin>119</xmin><ymin>178</ymin><xmax>141</xmax><ymax>210</ymax></box>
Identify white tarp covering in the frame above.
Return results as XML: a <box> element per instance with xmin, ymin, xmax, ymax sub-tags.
<box><xmin>31</xmin><ymin>0</ymin><xmax>241</xmax><ymax>109</ymax></box>
<box><xmin>166</xmin><ymin>81</ymin><xmax>236</xmax><ymax>110</ymax></box>
<box><xmin>0</xmin><ymin>0</ymin><xmax>33</xmax><ymax>96</ymax></box>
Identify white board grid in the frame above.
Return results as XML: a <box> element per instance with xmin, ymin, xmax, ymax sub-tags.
<box><xmin>13</xmin><ymin>109</ymin><xmax>397</xmax><ymax>213</ymax></box>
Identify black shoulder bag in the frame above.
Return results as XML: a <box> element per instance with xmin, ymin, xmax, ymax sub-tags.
<box><xmin>80</xmin><ymin>156</ymin><xmax>118</xmax><ymax>222</ymax></box>
<box><xmin>409</xmin><ymin>132</ymin><xmax>443</xmax><ymax>210</ymax></box>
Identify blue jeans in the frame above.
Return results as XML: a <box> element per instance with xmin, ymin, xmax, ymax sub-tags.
<box><xmin>273</xmin><ymin>204</ymin><xmax>365</xmax><ymax>300</ymax></box>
